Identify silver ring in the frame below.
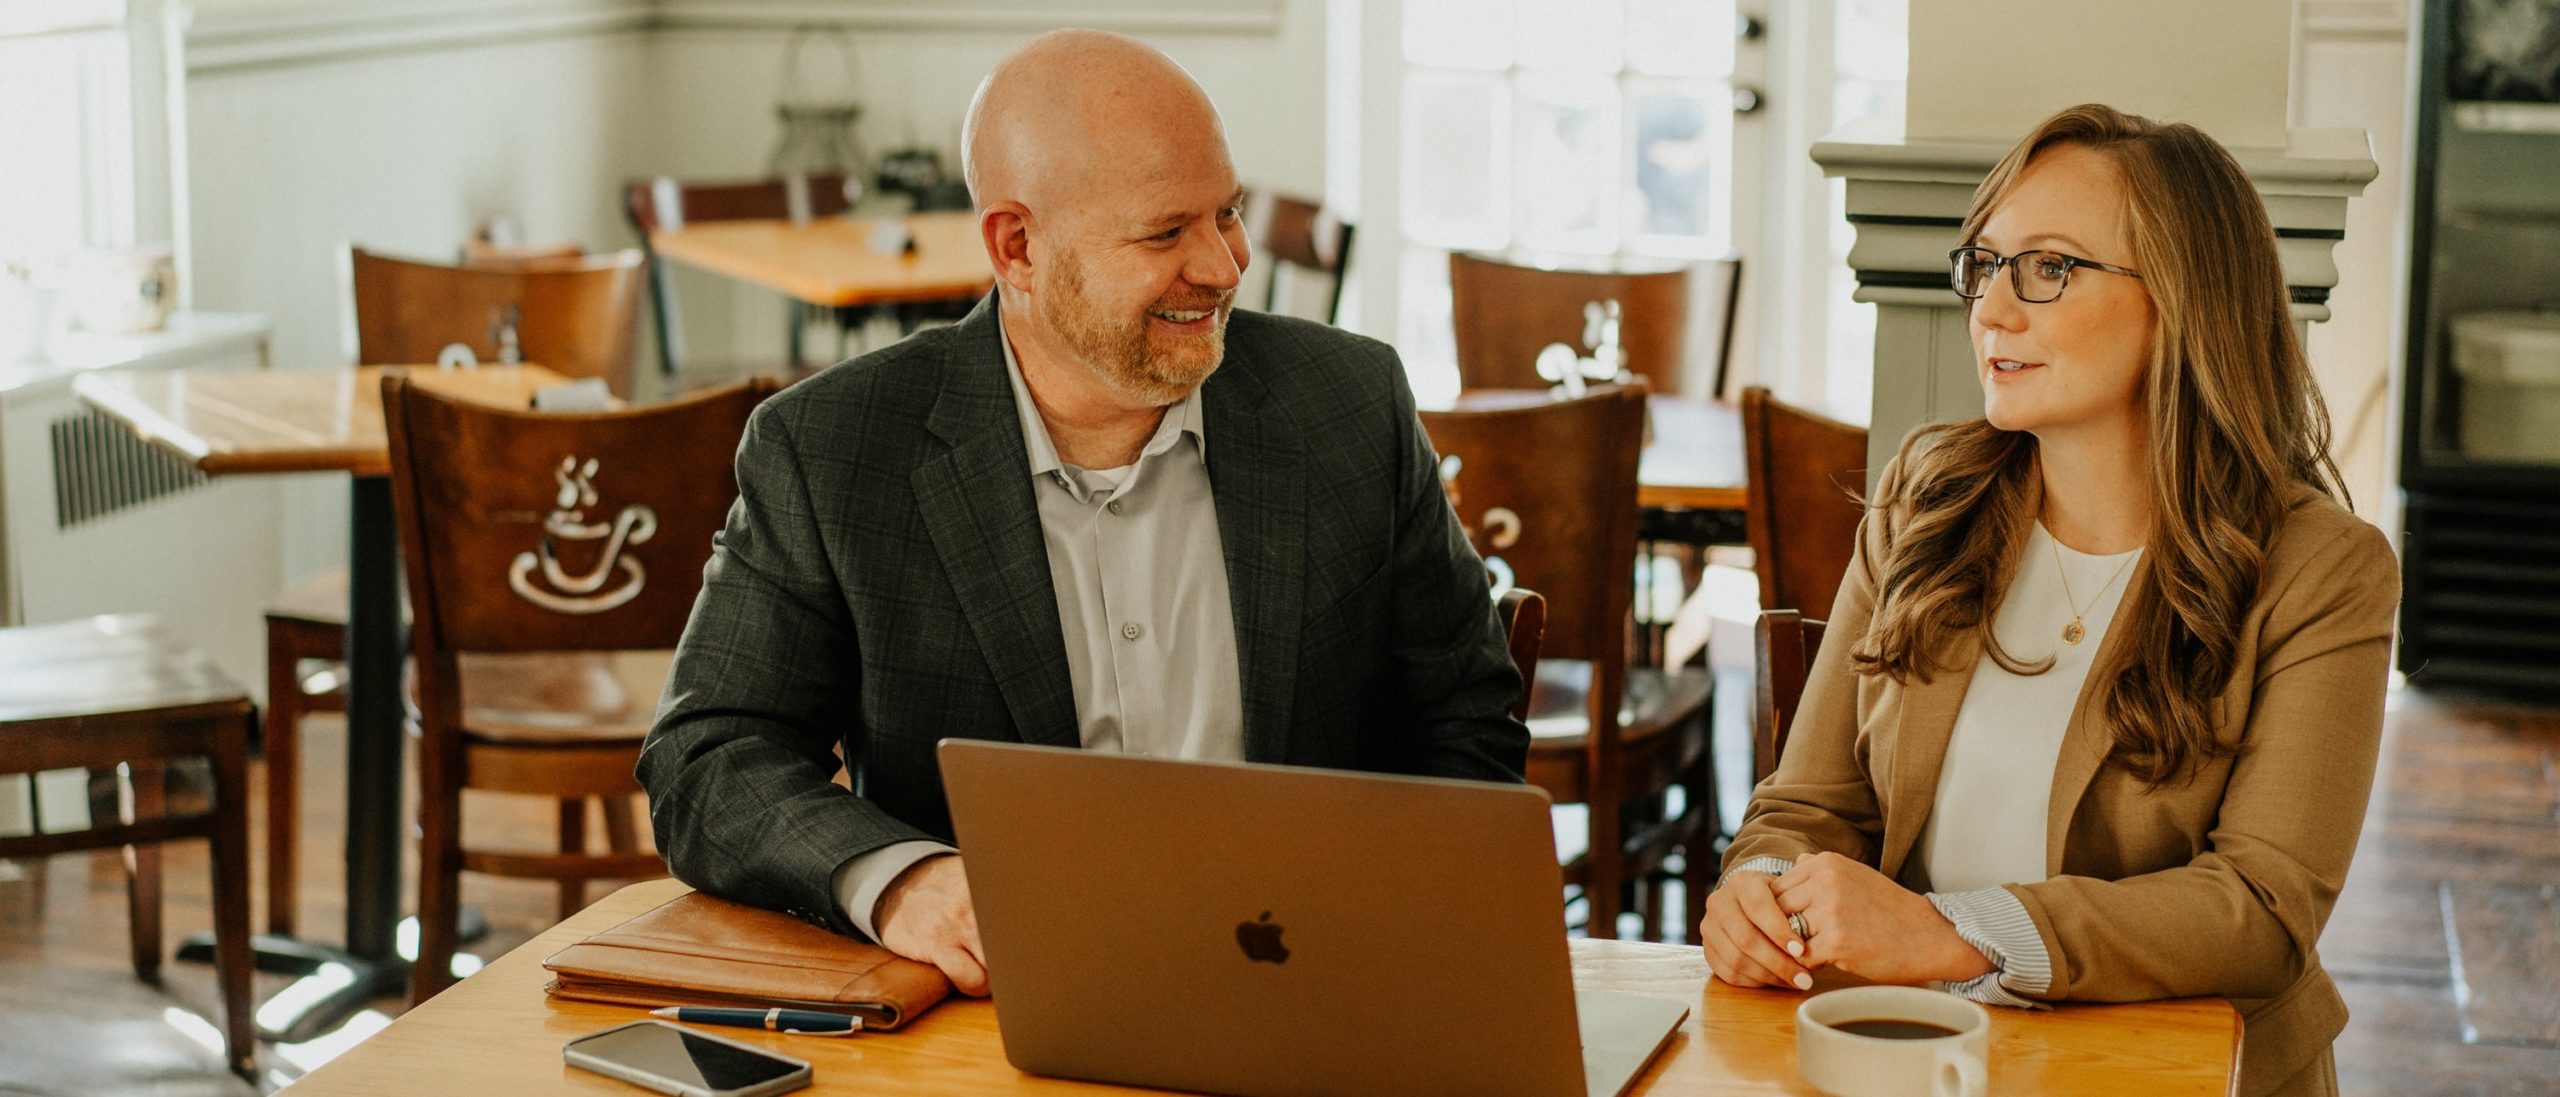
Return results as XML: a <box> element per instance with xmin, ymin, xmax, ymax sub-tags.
<box><xmin>1787</xmin><ymin>912</ymin><xmax>1810</xmax><ymax>940</ymax></box>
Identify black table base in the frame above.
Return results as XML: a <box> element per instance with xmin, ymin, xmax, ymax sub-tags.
<box><xmin>175</xmin><ymin>909</ymin><xmax>488</xmax><ymax>1043</ymax></box>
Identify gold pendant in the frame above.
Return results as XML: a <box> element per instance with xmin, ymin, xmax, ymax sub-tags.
<box><xmin>2062</xmin><ymin>619</ymin><xmax>2085</xmax><ymax>645</ymax></box>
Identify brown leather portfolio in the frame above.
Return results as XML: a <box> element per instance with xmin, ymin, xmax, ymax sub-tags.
<box><xmin>541</xmin><ymin>891</ymin><xmax>952</xmax><ymax>1030</ymax></box>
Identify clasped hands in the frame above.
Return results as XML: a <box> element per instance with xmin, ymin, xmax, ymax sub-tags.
<box><xmin>1700</xmin><ymin>851</ymin><xmax>1996</xmax><ymax>990</ymax></box>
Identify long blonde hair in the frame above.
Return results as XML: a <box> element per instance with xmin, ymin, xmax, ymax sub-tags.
<box><xmin>1852</xmin><ymin>103</ymin><xmax>2345</xmax><ymax>786</ymax></box>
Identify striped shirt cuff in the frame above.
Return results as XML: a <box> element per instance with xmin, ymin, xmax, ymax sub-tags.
<box><xmin>1928</xmin><ymin>887</ymin><xmax>2052</xmax><ymax>1010</ymax></box>
<box><xmin>1720</xmin><ymin>855</ymin><xmax>1796</xmax><ymax>889</ymax></box>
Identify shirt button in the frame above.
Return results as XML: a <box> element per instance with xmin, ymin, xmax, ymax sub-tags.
<box><xmin>1121</xmin><ymin>622</ymin><xmax>1142</xmax><ymax>641</ymax></box>
<box><xmin>1107</xmin><ymin>500</ymin><xmax>1124</xmax><ymax>515</ymax></box>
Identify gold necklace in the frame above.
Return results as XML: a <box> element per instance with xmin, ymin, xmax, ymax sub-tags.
<box><xmin>2049</xmin><ymin>533</ymin><xmax>2139</xmax><ymax>645</ymax></box>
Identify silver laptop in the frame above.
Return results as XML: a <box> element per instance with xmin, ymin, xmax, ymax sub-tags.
<box><xmin>939</xmin><ymin>740</ymin><xmax>1691</xmax><ymax>1097</ymax></box>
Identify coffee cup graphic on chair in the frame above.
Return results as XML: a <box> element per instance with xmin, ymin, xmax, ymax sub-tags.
<box><xmin>509</xmin><ymin>456</ymin><xmax>659</xmax><ymax>615</ymax></box>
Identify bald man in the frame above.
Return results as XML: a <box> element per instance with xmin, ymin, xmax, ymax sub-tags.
<box><xmin>641</xmin><ymin>30</ymin><xmax>1527</xmax><ymax>995</ymax></box>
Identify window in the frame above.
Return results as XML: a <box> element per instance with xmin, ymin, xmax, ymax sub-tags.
<box><xmin>1821</xmin><ymin>0</ymin><xmax>1907</xmax><ymax>422</ymax></box>
<box><xmin>0</xmin><ymin>8</ymin><xmax>136</xmax><ymax>264</ymax></box>
<box><xmin>1393</xmin><ymin>0</ymin><xmax>1739</xmax><ymax>404</ymax></box>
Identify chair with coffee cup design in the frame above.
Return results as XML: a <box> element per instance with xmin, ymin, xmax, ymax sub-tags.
<box><xmin>256</xmin><ymin>246</ymin><xmax>649</xmax><ymax>942</ymax></box>
<box><xmin>381</xmin><ymin>370</ymin><xmax>780</xmax><ymax>1003</ymax></box>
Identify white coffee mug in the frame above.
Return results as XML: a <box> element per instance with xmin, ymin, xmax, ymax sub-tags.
<box><xmin>1795</xmin><ymin>985</ymin><xmax>1989</xmax><ymax>1097</ymax></box>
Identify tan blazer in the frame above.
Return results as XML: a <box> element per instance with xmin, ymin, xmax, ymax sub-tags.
<box><xmin>1726</xmin><ymin>477</ymin><xmax>2399</xmax><ymax>1097</ymax></box>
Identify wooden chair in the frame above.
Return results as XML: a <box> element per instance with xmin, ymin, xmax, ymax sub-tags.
<box><xmin>1449</xmin><ymin>251</ymin><xmax>1744</xmax><ymax>400</ymax></box>
<box><xmin>1740</xmin><ymin>386</ymin><xmax>1869</xmax><ymax>617</ymax></box>
<box><xmin>1243</xmin><ymin>190</ymin><xmax>1354</xmax><ymax>324</ymax></box>
<box><xmin>1752</xmin><ymin>610</ymin><xmax>1827</xmax><ymax>785</ymax></box>
<box><xmin>258</xmin><ymin>246</ymin><xmax>647</xmax><ymax>938</ymax></box>
<box><xmin>1497</xmin><ymin>587</ymin><xmax>1547</xmax><ymax>723</ymax></box>
<box><xmin>1420</xmin><ymin>385</ymin><xmax>1716</xmax><ymax>941</ymax></box>
<box><xmin>623</xmin><ymin>173</ymin><xmax>860</xmax><ymax>378</ymax></box>
<box><xmin>347</xmin><ymin>245</ymin><xmax>645</xmax><ymax>399</ymax></box>
<box><xmin>459</xmin><ymin>240</ymin><xmax>592</xmax><ymax>271</ymax></box>
<box><xmin>384</xmin><ymin>371</ymin><xmax>778</xmax><ymax>1002</ymax></box>
<box><xmin>0</xmin><ymin>616</ymin><xmax>257</xmax><ymax>1078</ymax></box>
<box><xmin>260</xmin><ymin>570</ymin><xmax>345</xmax><ymax>937</ymax></box>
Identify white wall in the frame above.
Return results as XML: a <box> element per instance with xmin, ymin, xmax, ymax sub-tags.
<box><xmin>2294</xmin><ymin>0</ymin><xmax>2412</xmax><ymax>525</ymax></box>
<box><xmin>184</xmin><ymin>15</ymin><xmax>651</xmax><ymax>580</ymax></box>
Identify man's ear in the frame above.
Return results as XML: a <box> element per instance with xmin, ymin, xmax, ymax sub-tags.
<box><xmin>980</xmin><ymin>202</ymin><xmax>1037</xmax><ymax>294</ymax></box>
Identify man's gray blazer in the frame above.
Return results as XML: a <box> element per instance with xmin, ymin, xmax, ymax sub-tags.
<box><xmin>640</xmin><ymin>295</ymin><xmax>1529</xmax><ymax>934</ymax></box>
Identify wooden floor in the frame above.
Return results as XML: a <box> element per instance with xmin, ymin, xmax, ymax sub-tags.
<box><xmin>3</xmin><ymin>689</ymin><xmax>2557</xmax><ymax>1095</ymax></box>
<box><xmin>0</xmin><ymin>714</ymin><xmax>630</xmax><ymax>1094</ymax></box>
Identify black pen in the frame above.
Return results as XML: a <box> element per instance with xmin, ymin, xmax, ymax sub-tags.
<box><xmin>650</xmin><ymin>1006</ymin><xmax>863</xmax><ymax>1036</ymax></box>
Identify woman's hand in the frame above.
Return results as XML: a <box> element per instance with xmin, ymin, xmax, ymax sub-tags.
<box><xmin>1700</xmin><ymin>870</ymin><xmax>1816</xmax><ymax>990</ymax></box>
<box><xmin>1772</xmin><ymin>851</ymin><xmax>1997</xmax><ymax>986</ymax></box>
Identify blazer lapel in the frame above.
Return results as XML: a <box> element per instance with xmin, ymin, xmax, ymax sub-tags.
<box><xmin>1201</xmin><ymin>354</ymin><xmax>1304</xmax><ymax>764</ymax></box>
<box><xmin>910</xmin><ymin>297</ymin><xmax>1079</xmax><ymax>748</ymax></box>
<box><xmin>2042</xmin><ymin>558</ymin><xmax>2147</xmax><ymax>876</ymax></box>
<box><xmin>1878</xmin><ymin>628</ymin><xmax>1981</xmax><ymax>882</ymax></box>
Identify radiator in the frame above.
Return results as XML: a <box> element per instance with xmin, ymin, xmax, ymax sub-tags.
<box><xmin>0</xmin><ymin>314</ymin><xmax>280</xmax><ymax>837</ymax></box>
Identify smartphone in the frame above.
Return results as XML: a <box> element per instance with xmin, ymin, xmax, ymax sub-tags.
<box><xmin>563</xmin><ymin>1019</ymin><xmax>813</xmax><ymax>1097</ymax></box>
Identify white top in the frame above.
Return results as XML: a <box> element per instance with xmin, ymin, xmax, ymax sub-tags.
<box><xmin>1916</xmin><ymin>523</ymin><xmax>2141</xmax><ymax>894</ymax></box>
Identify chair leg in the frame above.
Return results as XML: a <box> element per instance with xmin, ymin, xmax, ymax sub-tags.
<box><xmin>264</xmin><ymin>626</ymin><xmax>302</xmax><ymax>939</ymax></box>
<box><xmin>410</xmin><ymin>742</ymin><xmax>464</xmax><ymax>1005</ymax></box>
<box><xmin>557</xmin><ymin>799</ymin><xmax>587</xmax><ymax>922</ymax></box>
<box><xmin>602</xmin><ymin>794</ymin><xmax>638</xmax><ymax>853</ymax></box>
<box><xmin>1586</xmin><ymin>807</ymin><xmax>1625</xmax><ymax>941</ymax></box>
<box><xmin>123</xmin><ymin>763</ymin><xmax>165</xmax><ymax>983</ymax></box>
<box><xmin>1682</xmin><ymin>712</ymin><xmax>1722</xmax><ymax>945</ymax></box>
<box><xmin>210</xmin><ymin>712</ymin><xmax>258</xmax><ymax>1080</ymax></box>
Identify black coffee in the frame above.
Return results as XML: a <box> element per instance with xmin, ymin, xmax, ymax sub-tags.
<box><xmin>1832</xmin><ymin>1019</ymin><xmax>1961</xmax><ymax>1040</ymax></box>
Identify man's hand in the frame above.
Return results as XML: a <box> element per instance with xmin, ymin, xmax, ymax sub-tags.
<box><xmin>873</xmin><ymin>854</ymin><xmax>989</xmax><ymax>996</ymax></box>
<box><xmin>1771</xmin><ymin>851</ymin><xmax>1996</xmax><ymax>986</ymax></box>
<box><xmin>1700</xmin><ymin>869</ymin><xmax>1815</xmax><ymax>990</ymax></box>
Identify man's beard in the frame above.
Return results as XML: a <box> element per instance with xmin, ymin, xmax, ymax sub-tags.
<box><xmin>1042</xmin><ymin>247</ymin><xmax>1231</xmax><ymax>406</ymax></box>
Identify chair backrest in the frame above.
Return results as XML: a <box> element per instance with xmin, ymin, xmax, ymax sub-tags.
<box><xmin>1420</xmin><ymin>383</ymin><xmax>1646</xmax><ymax>679</ymax></box>
<box><xmin>1751</xmin><ymin>609</ymin><xmax>1826</xmax><ymax>784</ymax></box>
<box><xmin>1741</xmin><ymin>386</ymin><xmax>1869</xmax><ymax>618</ymax></box>
<box><xmin>1448</xmin><ymin>251</ymin><xmax>1695</xmax><ymax>394</ymax></box>
<box><xmin>1699</xmin><ymin>255</ymin><xmax>1745</xmax><ymax>401</ymax></box>
<box><xmin>458</xmin><ymin>239</ymin><xmax>590</xmax><ymax>271</ymax></box>
<box><xmin>1496</xmin><ymin>587</ymin><xmax>1547</xmax><ymax>723</ymax></box>
<box><xmin>622</xmin><ymin>173</ymin><xmax>859</xmax><ymax>235</ymax></box>
<box><xmin>1244</xmin><ymin>190</ymin><xmax>1354</xmax><ymax>324</ymax></box>
<box><xmin>348</xmin><ymin>246</ymin><xmax>646</xmax><ymax>399</ymax></box>
<box><xmin>383</xmin><ymin>371</ymin><xmax>777</xmax><ymax>670</ymax></box>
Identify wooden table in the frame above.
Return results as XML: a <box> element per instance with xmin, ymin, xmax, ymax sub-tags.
<box><xmin>284</xmin><ymin>879</ymin><xmax>2237</xmax><ymax>1095</ymax></box>
<box><xmin>649</xmin><ymin>211</ymin><xmax>993</xmax><ymax>309</ymax></box>
<box><xmin>73</xmin><ymin>364</ymin><xmax>575</xmax><ymax>1041</ymax></box>
<box><xmin>76</xmin><ymin>365</ymin><xmax>574</xmax><ymax>477</ymax></box>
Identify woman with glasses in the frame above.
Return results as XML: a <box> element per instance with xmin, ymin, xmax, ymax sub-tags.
<box><xmin>1702</xmin><ymin>103</ymin><xmax>2395</xmax><ymax>1097</ymax></box>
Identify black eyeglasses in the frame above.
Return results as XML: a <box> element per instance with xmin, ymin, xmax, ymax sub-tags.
<box><xmin>1947</xmin><ymin>246</ymin><xmax>2142</xmax><ymax>304</ymax></box>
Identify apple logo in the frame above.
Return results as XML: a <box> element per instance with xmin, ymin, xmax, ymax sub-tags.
<box><xmin>1235</xmin><ymin>911</ymin><xmax>1290</xmax><ymax>964</ymax></box>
